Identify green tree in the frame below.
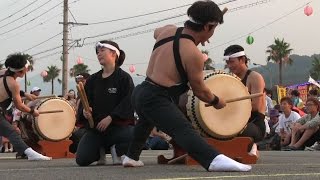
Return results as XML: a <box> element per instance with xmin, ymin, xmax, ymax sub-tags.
<box><xmin>0</xmin><ymin>63</ymin><xmax>3</xmax><ymax>70</ymax></box>
<box><xmin>21</xmin><ymin>54</ymin><xmax>34</xmax><ymax>92</ymax></box>
<box><xmin>310</xmin><ymin>56</ymin><xmax>320</xmax><ymax>80</ymax></box>
<box><xmin>69</xmin><ymin>63</ymin><xmax>90</xmax><ymax>77</ymax></box>
<box><xmin>202</xmin><ymin>50</ymin><xmax>215</xmax><ymax>71</ymax></box>
<box><xmin>266</xmin><ymin>38</ymin><xmax>293</xmax><ymax>86</ymax></box>
<box><xmin>42</xmin><ymin>65</ymin><xmax>61</xmax><ymax>94</ymax></box>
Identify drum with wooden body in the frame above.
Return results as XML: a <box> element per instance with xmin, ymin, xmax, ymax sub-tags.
<box><xmin>185</xmin><ymin>70</ymin><xmax>252</xmax><ymax>139</ymax></box>
<box><xmin>20</xmin><ymin>98</ymin><xmax>76</xmax><ymax>142</ymax></box>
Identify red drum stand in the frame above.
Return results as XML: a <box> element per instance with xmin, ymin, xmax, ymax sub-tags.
<box><xmin>158</xmin><ymin>137</ymin><xmax>258</xmax><ymax>165</ymax></box>
<box><xmin>37</xmin><ymin>140</ymin><xmax>75</xmax><ymax>159</ymax></box>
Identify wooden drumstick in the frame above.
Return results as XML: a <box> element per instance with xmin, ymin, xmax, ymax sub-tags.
<box><xmin>205</xmin><ymin>93</ymin><xmax>264</xmax><ymax>107</ymax></box>
<box><xmin>76</xmin><ymin>82</ymin><xmax>94</xmax><ymax>128</ymax></box>
<box><xmin>168</xmin><ymin>154</ymin><xmax>188</xmax><ymax>164</ymax></box>
<box><xmin>222</xmin><ymin>7</ymin><xmax>228</xmax><ymax>15</ymax></box>
<box><xmin>39</xmin><ymin>110</ymin><xmax>64</xmax><ymax>114</ymax></box>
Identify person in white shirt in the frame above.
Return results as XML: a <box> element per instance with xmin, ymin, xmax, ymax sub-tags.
<box><xmin>278</xmin><ymin>97</ymin><xmax>301</xmax><ymax>147</ymax></box>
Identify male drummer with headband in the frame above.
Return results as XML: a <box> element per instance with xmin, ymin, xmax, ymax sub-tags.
<box><xmin>123</xmin><ymin>1</ymin><xmax>252</xmax><ymax>172</ymax></box>
<box><xmin>224</xmin><ymin>44</ymin><xmax>266</xmax><ymax>156</ymax></box>
<box><xmin>0</xmin><ymin>53</ymin><xmax>51</xmax><ymax>161</ymax></box>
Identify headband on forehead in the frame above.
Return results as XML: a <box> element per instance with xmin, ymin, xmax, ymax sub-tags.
<box><xmin>95</xmin><ymin>42</ymin><xmax>120</xmax><ymax>57</ymax></box>
<box><xmin>75</xmin><ymin>74</ymin><xmax>83</xmax><ymax>78</ymax></box>
<box><xmin>188</xmin><ymin>16</ymin><xmax>218</xmax><ymax>26</ymax></box>
<box><xmin>8</xmin><ymin>60</ymin><xmax>30</xmax><ymax>72</ymax></box>
<box><xmin>223</xmin><ymin>51</ymin><xmax>246</xmax><ymax>61</ymax></box>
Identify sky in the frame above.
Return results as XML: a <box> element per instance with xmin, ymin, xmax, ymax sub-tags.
<box><xmin>0</xmin><ymin>0</ymin><xmax>319</xmax><ymax>94</ymax></box>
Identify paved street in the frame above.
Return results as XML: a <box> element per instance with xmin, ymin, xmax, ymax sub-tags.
<box><xmin>0</xmin><ymin>150</ymin><xmax>319</xmax><ymax>180</ymax></box>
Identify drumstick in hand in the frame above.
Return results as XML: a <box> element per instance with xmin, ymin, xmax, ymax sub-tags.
<box><xmin>76</xmin><ymin>82</ymin><xmax>94</xmax><ymax>128</ymax></box>
<box><xmin>39</xmin><ymin>110</ymin><xmax>64</xmax><ymax>114</ymax></box>
<box><xmin>205</xmin><ymin>93</ymin><xmax>264</xmax><ymax>107</ymax></box>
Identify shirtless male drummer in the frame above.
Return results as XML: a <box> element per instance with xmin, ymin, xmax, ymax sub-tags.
<box><xmin>122</xmin><ymin>0</ymin><xmax>252</xmax><ymax>172</ymax></box>
<box><xmin>224</xmin><ymin>44</ymin><xmax>266</xmax><ymax>155</ymax></box>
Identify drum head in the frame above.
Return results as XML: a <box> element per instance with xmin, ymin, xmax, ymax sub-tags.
<box><xmin>35</xmin><ymin>98</ymin><xmax>76</xmax><ymax>141</ymax></box>
<box><xmin>187</xmin><ymin>71</ymin><xmax>251</xmax><ymax>139</ymax></box>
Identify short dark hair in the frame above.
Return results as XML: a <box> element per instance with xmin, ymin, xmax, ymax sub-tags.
<box><xmin>306</xmin><ymin>97</ymin><xmax>320</xmax><ymax>111</ymax></box>
<box><xmin>291</xmin><ymin>89</ymin><xmax>300</xmax><ymax>97</ymax></box>
<box><xmin>96</xmin><ymin>40</ymin><xmax>125</xmax><ymax>67</ymax></box>
<box><xmin>224</xmin><ymin>45</ymin><xmax>249</xmax><ymax>65</ymax></box>
<box><xmin>184</xmin><ymin>0</ymin><xmax>223</xmax><ymax>32</ymax></box>
<box><xmin>280</xmin><ymin>97</ymin><xmax>293</xmax><ymax>106</ymax></box>
<box><xmin>5</xmin><ymin>53</ymin><xmax>28</xmax><ymax>75</ymax></box>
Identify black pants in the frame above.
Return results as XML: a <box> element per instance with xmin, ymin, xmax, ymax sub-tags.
<box><xmin>69</xmin><ymin>127</ymin><xmax>87</xmax><ymax>153</ymax></box>
<box><xmin>76</xmin><ymin>125</ymin><xmax>134</xmax><ymax>166</ymax></box>
<box><xmin>0</xmin><ymin>113</ymin><xmax>28</xmax><ymax>154</ymax></box>
<box><xmin>126</xmin><ymin>82</ymin><xmax>220</xmax><ymax>170</ymax></box>
<box><xmin>239</xmin><ymin>111</ymin><xmax>266</xmax><ymax>143</ymax></box>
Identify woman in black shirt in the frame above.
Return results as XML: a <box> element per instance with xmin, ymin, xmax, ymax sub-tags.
<box><xmin>76</xmin><ymin>40</ymin><xmax>135</xmax><ymax>166</ymax></box>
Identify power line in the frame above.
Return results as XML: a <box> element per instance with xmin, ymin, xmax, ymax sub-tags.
<box><xmin>87</xmin><ymin>4</ymin><xmax>190</xmax><ymax>26</ymax></box>
<box><xmin>0</xmin><ymin>0</ymin><xmax>263</xmax><ymax>63</ymax></box>
<box><xmin>207</xmin><ymin>0</ymin><xmax>312</xmax><ymax>50</ymax></box>
<box><xmin>81</xmin><ymin>0</ymin><xmax>271</xmax><ymax>46</ymax></box>
<box><xmin>0</xmin><ymin>1</ymin><xmax>63</xmax><ymax>36</ymax></box>
<box><xmin>0</xmin><ymin>0</ymin><xmax>24</xmax><ymax>13</ymax></box>
<box><xmin>87</xmin><ymin>0</ymin><xmax>237</xmax><ymax>25</ymax></box>
<box><xmin>22</xmin><ymin>31</ymin><xmax>63</xmax><ymax>52</ymax></box>
<box><xmin>1</xmin><ymin>13</ymin><xmax>62</xmax><ymax>41</ymax></box>
<box><xmin>81</xmin><ymin>0</ymin><xmax>237</xmax><ymax>41</ymax></box>
<box><xmin>0</xmin><ymin>0</ymin><xmax>54</xmax><ymax>30</ymax></box>
<box><xmin>0</xmin><ymin>0</ymin><xmax>39</xmax><ymax>23</ymax></box>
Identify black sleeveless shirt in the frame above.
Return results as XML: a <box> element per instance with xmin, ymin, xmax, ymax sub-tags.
<box><xmin>0</xmin><ymin>72</ymin><xmax>13</xmax><ymax>111</ymax></box>
<box><xmin>146</xmin><ymin>27</ymin><xmax>195</xmax><ymax>100</ymax></box>
<box><xmin>241</xmin><ymin>70</ymin><xmax>252</xmax><ymax>88</ymax></box>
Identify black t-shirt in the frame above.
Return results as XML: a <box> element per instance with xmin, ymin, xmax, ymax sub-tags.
<box><xmin>84</xmin><ymin>68</ymin><xmax>135</xmax><ymax>127</ymax></box>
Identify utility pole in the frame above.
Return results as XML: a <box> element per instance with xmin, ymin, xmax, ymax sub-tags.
<box><xmin>61</xmin><ymin>0</ymin><xmax>88</xmax><ymax>96</ymax></box>
<box><xmin>62</xmin><ymin>0</ymin><xmax>69</xmax><ymax>96</ymax></box>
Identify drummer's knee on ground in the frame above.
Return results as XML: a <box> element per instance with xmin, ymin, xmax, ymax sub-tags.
<box><xmin>76</xmin><ymin>155</ymin><xmax>94</xmax><ymax>166</ymax></box>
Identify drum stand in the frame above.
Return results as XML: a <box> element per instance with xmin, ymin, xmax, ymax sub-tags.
<box><xmin>37</xmin><ymin>140</ymin><xmax>75</xmax><ymax>159</ymax></box>
<box><xmin>158</xmin><ymin>137</ymin><xmax>258</xmax><ymax>165</ymax></box>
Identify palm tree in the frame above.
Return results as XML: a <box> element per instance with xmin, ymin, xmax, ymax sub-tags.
<box><xmin>69</xmin><ymin>63</ymin><xmax>90</xmax><ymax>77</ymax></box>
<box><xmin>42</xmin><ymin>65</ymin><xmax>61</xmax><ymax>94</ymax></box>
<box><xmin>202</xmin><ymin>50</ymin><xmax>215</xmax><ymax>71</ymax></box>
<box><xmin>21</xmin><ymin>54</ymin><xmax>34</xmax><ymax>92</ymax></box>
<box><xmin>310</xmin><ymin>56</ymin><xmax>320</xmax><ymax>80</ymax></box>
<box><xmin>266</xmin><ymin>38</ymin><xmax>293</xmax><ymax>86</ymax></box>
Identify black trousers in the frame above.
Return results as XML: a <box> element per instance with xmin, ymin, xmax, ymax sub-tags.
<box><xmin>239</xmin><ymin>111</ymin><xmax>266</xmax><ymax>143</ymax></box>
<box><xmin>76</xmin><ymin>125</ymin><xmax>134</xmax><ymax>166</ymax></box>
<box><xmin>126</xmin><ymin>82</ymin><xmax>220</xmax><ymax>170</ymax></box>
<box><xmin>0</xmin><ymin>113</ymin><xmax>28</xmax><ymax>154</ymax></box>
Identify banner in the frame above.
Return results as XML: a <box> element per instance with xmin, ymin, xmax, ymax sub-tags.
<box><xmin>277</xmin><ymin>85</ymin><xmax>287</xmax><ymax>104</ymax></box>
<box><xmin>308</xmin><ymin>76</ymin><xmax>320</xmax><ymax>88</ymax></box>
<box><xmin>298</xmin><ymin>85</ymin><xmax>308</xmax><ymax>102</ymax></box>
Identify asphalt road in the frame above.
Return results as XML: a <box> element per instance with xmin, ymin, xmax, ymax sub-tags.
<box><xmin>0</xmin><ymin>150</ymin><xmax>319</xmax><ymax>180</ymax></box>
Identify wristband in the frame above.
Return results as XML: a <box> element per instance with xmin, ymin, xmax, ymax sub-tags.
<box><xmin>29</xmin><ymin>107</ymin><xmax>34</xmax><ymax>114</ymax></box>
<box><xmin>210</xmin><ymin>95</ymin><xmax>219</xmax><ymax>105</ymax></box>
<box><xmin>20</xmin><ymin>90</ymin><xmax>25</xmax><ymax>97</ymax></box>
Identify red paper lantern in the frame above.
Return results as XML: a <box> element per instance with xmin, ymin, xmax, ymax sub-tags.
<box><xmin>304</xmin><ymin>5</ymin><xmax>313</xmax><ymax>16</ymax></box>
<box><xmin>41</xmin><ymin>70</ymin><xmax>48</xmax><ymax>77</ymax></box>
<box><xmin>77</xmin><ymin>57</ymin><xmax>83</xmax><ymax>64</ymax></box>
<box><xmin>129</xmin><ymin>65</ymin><xmax>135</xmax><ymax>73</ymax></box>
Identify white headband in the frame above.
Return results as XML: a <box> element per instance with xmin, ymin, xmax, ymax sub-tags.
<box><xmin>188</xmin><ymin>16</ymin><xmax>218</xmax><ymax>26</ymax></box>
<box><xmin>223</xmin><ymin>51</ymin><xmax>246</xmax><ymax>61</ymax></box>
<box><xmin>95</xmin><ymin>42</ymin><xmax>120</xmax><ymax>57</ymax></box>
<box><xmin>8</xmin><ymin>60</ymin><xmax>30</xmax><ymax>72</ymax></box>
